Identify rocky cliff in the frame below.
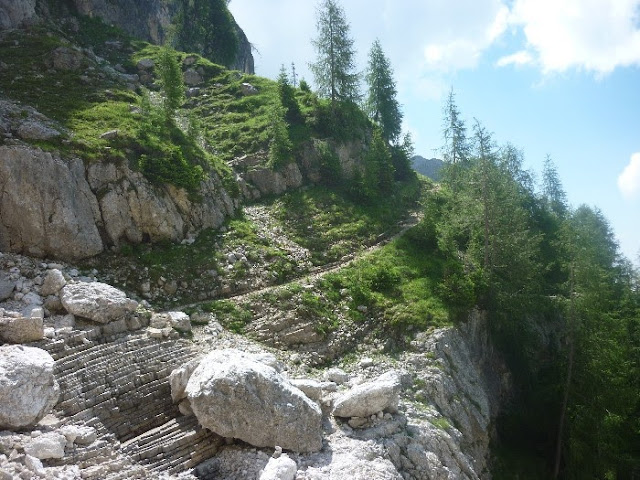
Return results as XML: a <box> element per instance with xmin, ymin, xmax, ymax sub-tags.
<box><xmin>0</xmin><ymin>0</ymin><xmax>254</xmax><ymax>73</ymax></box>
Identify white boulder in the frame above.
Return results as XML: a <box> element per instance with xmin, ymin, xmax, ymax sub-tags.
<box><xmin>60</xmin><ymin>282</ymin><xmax>138</xmax><ymax>323</ymax></box>
<box><xmin>186</xmin><ymin>349</ymin><xmax>323</xmax><ymax>452</ymax></box>
<box><xmin>0</xmin><ymin>346</ymin><xmax>60</xmax><ymax>429</ymax></box>
<box><xmin>24</xmin><ymin>432</ymin><xmax>66</xmax><ymax>459</ymax></box>
<box><xmin>333</xmin><ymin>371</ymin><xmax>402</xmax><ymax>418</ymax></box>
<box><xmin>259</xmin><ymin>454</ymin><xmax>297</xmax><ymax>480</ymax></box>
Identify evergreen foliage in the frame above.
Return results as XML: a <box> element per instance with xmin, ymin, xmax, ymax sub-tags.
<box><xmin>310</xmin><ymin>0</ymin><xmax>360</xmax><ymax>106</ymax></box>
<box><xmin>267</xmin><ymin>101</ymin><xmax>293</xmax><ymax>169</ymax></box>
<box><xmin>156</xmin><ymin>46</ymin><xmax>185</xmax><ymax>118</ymax></box>
<box><xmin>365</xmin><ymin>39</ymin><xmax>403</xmax><ymax>144</ymax></box>
<box><xmin>431</xmin><ymin>94</ymin><xmax>639</xmax><ymax>479</ymax></box>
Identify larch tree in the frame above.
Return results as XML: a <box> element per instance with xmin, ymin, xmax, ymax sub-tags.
<box><xmin>365</xmin><ymin>39</ymin><xmax>402</xmax><ymax>144</ymax></box>
<box><xmin>442</xmin><ymin>87</ymin><xmax>470</xmax><ymax>165</ymax></box>
<box><xmin>310</xmin><ymin>0</ymin><xmax>360</xmax><ymax>107</ymax></box>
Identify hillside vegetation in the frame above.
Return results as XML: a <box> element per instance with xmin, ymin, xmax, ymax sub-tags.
<box><xmin>0</xmin><ymin>3</ymin><xmax>637</xmax><ymax>480</ymax></box>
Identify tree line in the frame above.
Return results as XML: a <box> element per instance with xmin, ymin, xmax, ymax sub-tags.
<box><xmin>429</xmin><ymin>90</ymin><xmax>639</xmax><ymax>479</ymax></box>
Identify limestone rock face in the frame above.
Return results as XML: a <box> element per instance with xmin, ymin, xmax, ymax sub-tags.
<box><xmin>0</xmin><ymin>146</ymin><xmax>103</xmax><ymax>260</ymax></box>
<box><xmin>333</xmin><ymin>371</ymin><xmax>402</xmax><ymax>418</ymax></box>
<box><xmin>0</xmin><ymin>346</ymin><xmax>60</xmax><ymax>430</ymax></box>
<box><xmin>60</xmin><ymin>282</ymin><xmax>138</xmax><ymax>324</ymax></box>
<box><xmin>0</xmin><ymin>0</ymin><xmax>36</xmax><ymax>29</ymax></box>
<box><xmin>186</xmin><ymin>349</ymin><xmax>323</xmax><ymax>452</ymax></box>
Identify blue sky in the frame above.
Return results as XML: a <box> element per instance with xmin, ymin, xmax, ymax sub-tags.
<box><xmin>229</xmin><ymin>0</ymin><xmax>640</xmax><ymax>263</ymax></box>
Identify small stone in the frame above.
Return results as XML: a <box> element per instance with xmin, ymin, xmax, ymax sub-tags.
<box><xmin>24</xmin><ymin>432</ymin><xmax>66</xmax><ymax>459</ymax></box>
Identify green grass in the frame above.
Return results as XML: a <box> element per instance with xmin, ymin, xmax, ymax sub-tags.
<box><xmin>321</xmin><ymin>234</ymin><xmax>451</xmax><ymax>334</ymax></box>
<box><xmin>200</xmin><ymin>300</ymin><xmax>253</xmax><ymax>333</ymax></box>
<box><xmin>268</xmin><ymin>182</ymin><xmax>420</xmax><ymax>265</ymax></box>
<box><xmin>0</xmin><ymin>25</ymin><xmax>234</xmax><ymax>194</ymax></box>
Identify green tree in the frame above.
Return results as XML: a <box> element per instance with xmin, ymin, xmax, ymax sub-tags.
<box><xmin>542</xmin><ymin>155</ymin><xmax>568</xmax><ymax>217</ymax></box>
<box><xmin>268</xmin><ymin>102</ymin><xmax>293</xmax><ymax>169</ymax></box>
<box><xmin>310</xmin><ymin>0</ymin><xmax>360</xmax><ymax>106</ymax></box>
<box><xmin>277</xmin><ymin>65</ymin><xmax>302</xmax><ymax>125</ymax></box>
<box><xmin>442</xmin><ymin>87</ymin><xmax>470</xmax><ymax>165</ymax></box>
<box><xmin>156</xmin><ymin>46</ymin><xmax>185</xmax><ymax>119</ymax></box>
<box><xmin>365</xmin><ymin>39</ymin><xmax>402</xmax><ymax>144</ymax></box>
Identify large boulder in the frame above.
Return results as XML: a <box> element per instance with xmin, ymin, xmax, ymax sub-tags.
<box><xmin>186</xmin><ymin>349</ymin><xmax>323</xmax><ymax>452</ymax></box>
<box><xmin>0</xmin><ymin>345</ymin><xmax>60</xmax><ymax>430</ymax></box>
<box><xmin>60</xmin><ymin>282</ymin><xmax>138</xmax><ymax>324</ymax></box>
<box><xmin>332</xmin><ymin>371</ymin><xmax>402</xmax><ymax>418</ymax></box>
<box><xmin>40</xmin><ymin>269</ymin><xmax>66</xmax><ymax>297</ymax></box>
<box><xmin>0</xmin><ymin>306</ymin><xmax>44</xmax><ymax>343</ymax></box>
<box><xmin>24</xmin><ymin>432</ymin><xmax>66</xmax><ymax>460</ymax></box>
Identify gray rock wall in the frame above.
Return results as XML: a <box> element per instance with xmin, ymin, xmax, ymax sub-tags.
<box><xmin>0</xmin><ymin>0</ymin><xmax>255</xmax><ymax>74</ymax></box>
<box><xmin>0</xmin><ymin>144</ymin><xmax>238</xmax><ymax>260</ymax></box>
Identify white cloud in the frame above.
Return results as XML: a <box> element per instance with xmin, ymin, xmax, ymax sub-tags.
<box><xmin>618</xmin><ymin>153</ymin><xmax>640</xmax><ymax>199</ymax></box>
<box><xmin>496</xmin><ymin>50</ymin><xmax>534</xmax><ymax>67</ymax></box>
<box><xmin>509</xmin><ymin>0</ymin><xmax>640</xmax><ymax>74</ymax></box>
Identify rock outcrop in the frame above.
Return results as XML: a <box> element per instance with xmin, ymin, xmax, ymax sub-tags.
<box><xmin>0</xmin><ymin>0</ymin><xmax>254</xmax><ymax>73</ymax></box>
<box><xmin>0</xmin><ymin>345</ymin><xmax>60</xmax><ymax>430</ymax></box>
<box><xmin>0</xmin><ymin>146</ymin><xmax>104</xmax><ymax>260</ymax></box>
<box><xmin>0</xmin><ymin>140</ymin><xmax>238</xmax><ymax>260</ymax></box>
<box><xmin>185</xmin><ymin>349</ymin><xmax>323</xmax><ymax>453</ymax></box>
<box><xmin>0</xmin><ymin>0</ymin><xmax>36</xmax><ymax>29</ymax></box>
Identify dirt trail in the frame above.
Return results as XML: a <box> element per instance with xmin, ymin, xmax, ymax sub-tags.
<box><xmin>181</xmin><ymin>210</ymin><xmax>422</xmax><ymax>309</ymax></box>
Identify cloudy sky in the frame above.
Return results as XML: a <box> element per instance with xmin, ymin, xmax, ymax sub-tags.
<box><xmin>229</xmin><ymin>0</ymin><xmax>640</xmax><ymax>263</ymax></box>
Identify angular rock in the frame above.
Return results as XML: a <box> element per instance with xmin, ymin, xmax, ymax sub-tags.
<box><xmin>24</xmin><ymin>432</ymin><xmax>66</xmax><ymax>460</ymax></box>
<box><xmin>241</xmin><ymin>82</ymin><xmax>258</xmax><ymax>95</ymax></box>
<box><xmin>290</xmin><ymin>379</ymin><xmax>337</xmax><ymax>402</ymax></box>
<box><xmin>150</xmin><ymin>311</ymin><xmax>190</xmax><ymax>332</ymax></box>
<box><xmin>0</xmin><ymin>307</ymin><xmax>44</xmax><ymax>343</ymax></box>
<box><xmin>323</xmin><ymin>368</ymin><xmax>350</xmax><ymax>384</ymax></box>
<box><xmin>333</xmin><ymin>371</ymin><xmax>402</xmax><ymax>418</ymax></box>
<box><xmin>183</xmin><ymin>68</ymin><xmax>203</xmax><ymax>86</ymax></box>
<box><xmin>40</xmin><ymin>269</ymin><xmax>66</xmax><ymax>296</ymax></box>
<box><xmin>259</xmin><ymin>454</ymin><xmax>297</xmax><ymax>480</ymax></box>
<box><xmin>61</xmin><ymin>282</ymin><xmax>138</xmax><ymax>324</ymax></box>
<box><xmin>0</xmin><ymin>346</ymin><xmax>60</xmax><ymax>430</ymax></box>
<box><xmin>169</xmin><ymin>357</ymin><xmax>203</xmax><ymax>403</ymax></box>
<box><xmin>0</xmin><ymin>272</ymin><xmax>15</xmax><ymax>301</ymax></box>
<box><xmin>16</xmin><ymin>121</ymin><xmax>60</xmax><ymax>141</ymax></box>
<box><xmin>60</xmin><ymin>425</ymin><xmax>96</xmax><ymax>446</ymax></box>
<box><xmin>50</xmin><ymin>46</ymin><xmax>83</xmax><ymax>71</ymax></box>
<box><xmin>137</xmin><ymin>58</ymin><xmax>155</xmax><ymax>70</ymax></box>
<box><xmin>186</xmin><ymin>349</ymin><xmax>323</xmax><ymax>452</ymax></box>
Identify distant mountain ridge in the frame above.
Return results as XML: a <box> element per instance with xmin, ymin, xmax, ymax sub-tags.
<box><xmin>411</xmin><ymin>155</ymin><xmax>444</xmax><ymax>181</ymax></box>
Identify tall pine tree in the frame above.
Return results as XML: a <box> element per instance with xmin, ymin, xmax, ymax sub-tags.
<box><xmin>310</xmin><ymin>0</ymin><xmax>359</xmax><ymax>106</ymax></box>
<box><xmin>365</xmin><ymin>39</ymin><xmax>402</xmax><ymax>144</ymax></box>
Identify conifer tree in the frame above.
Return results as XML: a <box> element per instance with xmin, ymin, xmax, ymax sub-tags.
<box><xmin>442</xmin><ymin>88</ymin><xmax>469</xmax><ymax>165</ymax></box>
<box><xmin>157</xmin><ymin>46</ymin><xmax>185</xmax><ymax>120</ymax></box>
<box><xmin>310</xmin><ymin>0</ymin><xmax>360</xmax><ymax>106</ymax></box>
<box><xmin>365</xmin><ymin>39</ymin><xmax>402</xmax><ymax>144</ymax></box>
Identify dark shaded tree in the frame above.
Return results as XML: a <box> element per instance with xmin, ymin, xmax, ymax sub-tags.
<box><xmin>365</xmin><ymin>39</ymin><xmax>402</xmax><ymax>144</ymax></box>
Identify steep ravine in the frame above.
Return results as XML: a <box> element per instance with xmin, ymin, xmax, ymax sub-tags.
<box><xmin>0</xmin><ymin>245</ymin><xmax>509</xmax><ymax>479</ymax></box>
